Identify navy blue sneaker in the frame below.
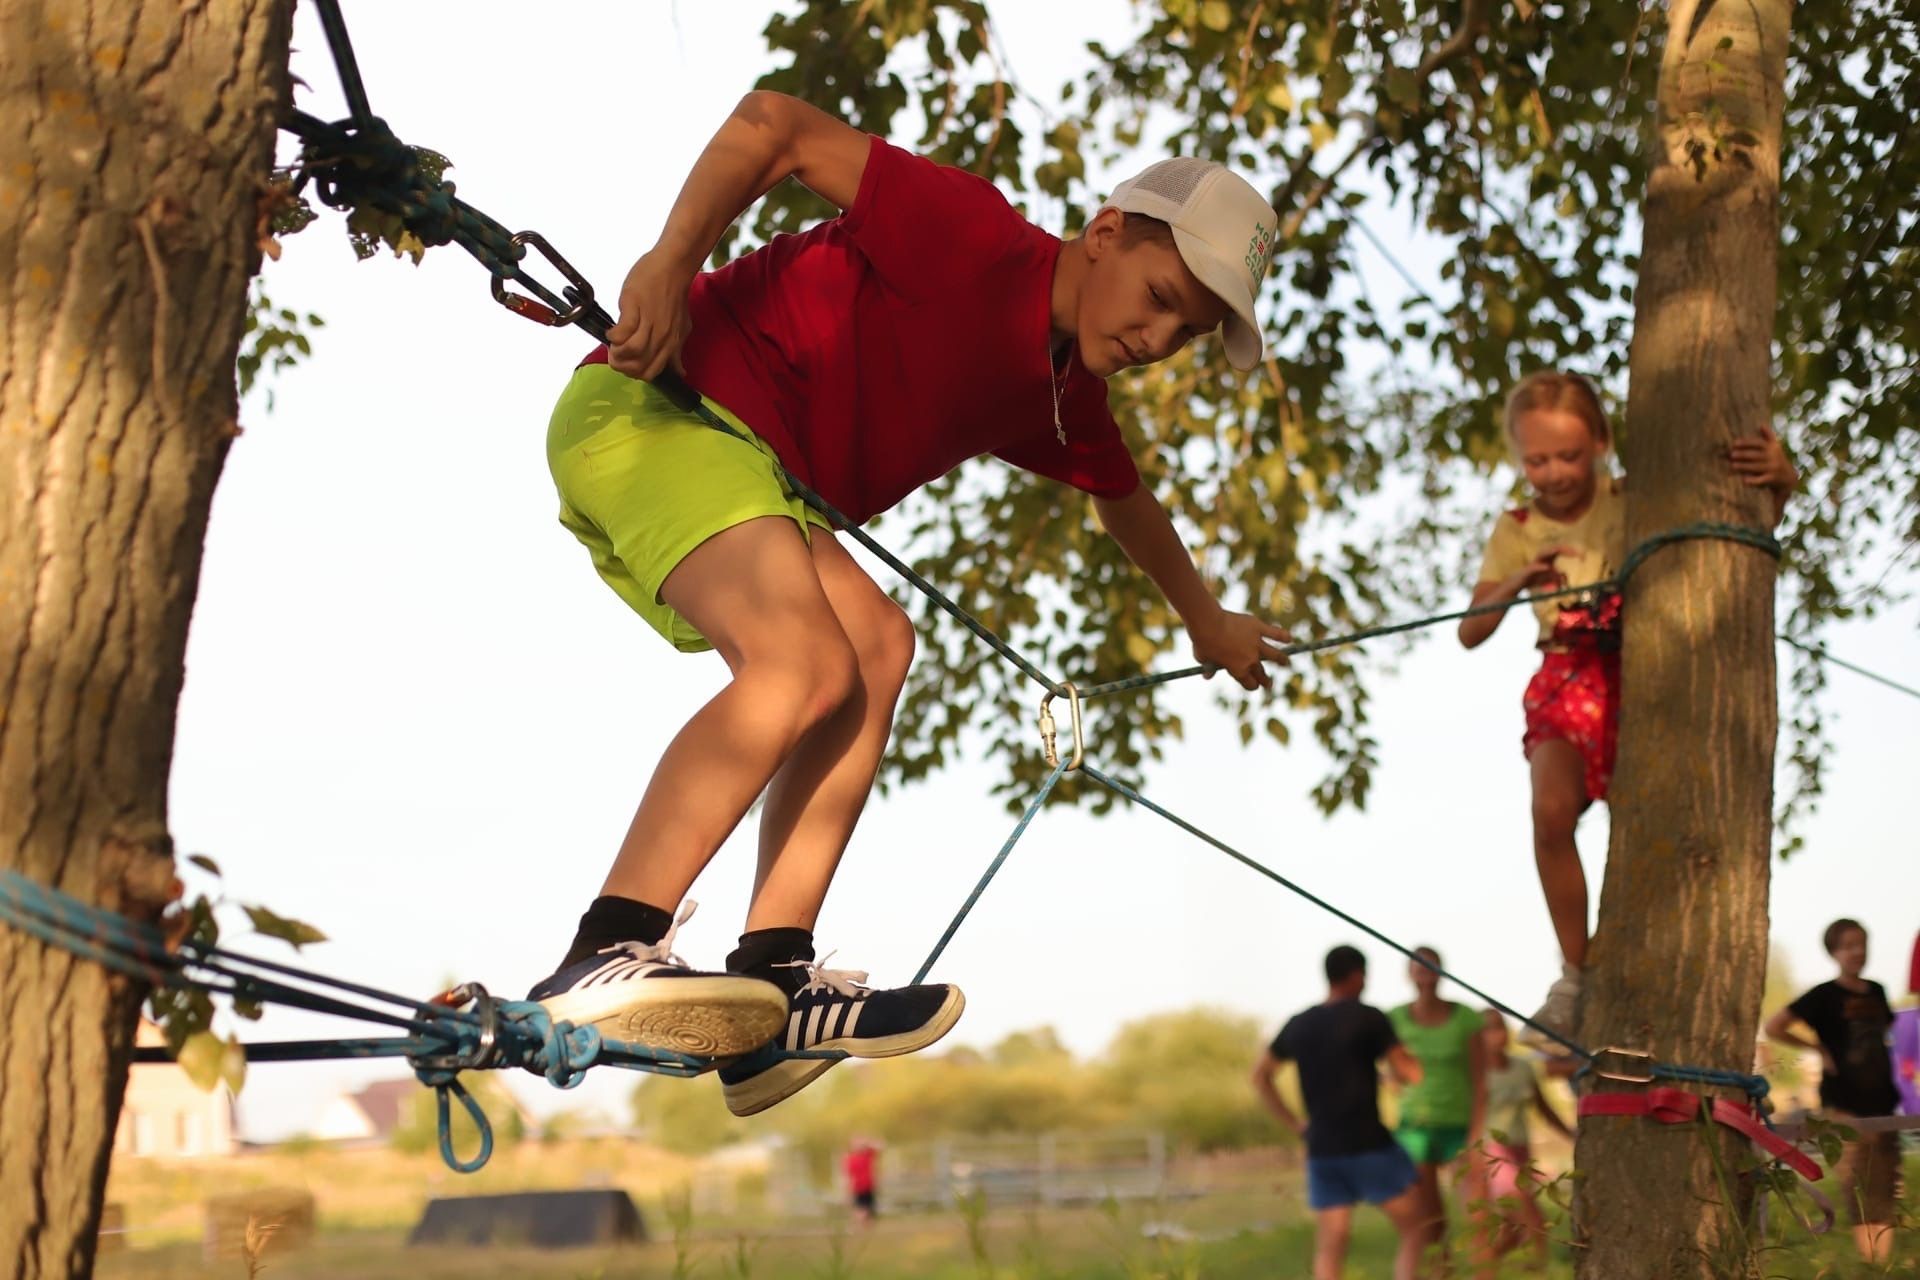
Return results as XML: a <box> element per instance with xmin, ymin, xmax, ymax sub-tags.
<box><xmin>719</xmin><ymin>958</ymin><xmax>965</xmax><ymax>1116</ymax></box>
<box><xmin>527</xmin><ymin>902</ymin><xmax>788</xmax><ymax>1058</ymax></box>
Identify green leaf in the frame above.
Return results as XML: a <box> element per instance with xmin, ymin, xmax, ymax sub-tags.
<box><xmin>242</xmin><ymin>904</ymin><xmax>329</xmax><ymax>951</ymax></box>
<box><xmin>1199</xmin><ymin>1</ymin><xmax>1232</xmax><ymax>32</ymax></box>
<box><xmin>220</xmin><ymin>1035</ymin><xmax>248</xmax><ymax>1096</ymax></box>
<box><xmin>186</xmin><ymin>854</ymin><xmax>221</xmax><ymax>877</ymax></box>
<box><xmin>1816</xmin><ymin>1130</ymin><xmax>1844</xmax><ymax>1165</ymax></box>
<box><xmin>175</xmin><ymin>1031</ymin><xmax>226</xmax><ymax>1092</ymax></box>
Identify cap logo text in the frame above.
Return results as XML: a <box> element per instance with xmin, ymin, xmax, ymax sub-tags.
<box><xmin>1244</xmin><ymin>224</ymin><xmax>1275</xmax><ymax>281</ymax></box>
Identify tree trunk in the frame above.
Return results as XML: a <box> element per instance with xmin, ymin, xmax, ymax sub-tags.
<box><xmin>0</xmin><ymin>3</ymin><xmax>292</xmax><ymax>1276</ymax></box>
<box><xmin>1573</xmin><ymin>2</ymin><xmax>1793</xmax><ymax>1276</ymax></box>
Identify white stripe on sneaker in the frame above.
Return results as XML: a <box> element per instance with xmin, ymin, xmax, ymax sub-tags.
<box><xmin>840</xmin><ymin>997</ymin><xmax>864</xmax><ymax>1040</ymax></box>
<box><xmin>785</xmin><ymin>1010</ymin><xmax>803</xmax><ymax>1052</ymax></box>
<box><xmin>589</xmin><ymin>959</ymin><xmax>646</xmax><ymax>988</ymax></box>
<box><xmin>804</xmin><ymin>1003</ymin><xmax>826</xmax><ymax>1047</ymax></box>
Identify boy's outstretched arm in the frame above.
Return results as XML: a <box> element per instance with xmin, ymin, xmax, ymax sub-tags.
<box><xmin>607</xmin><ymin>91</ymin><xmax>871</xmax><ymax>379</ymax></box>
<box><xmin>1093</xmin><ymin>485</ymin><xmax>1291</xmax><ymax>690</ymax></box>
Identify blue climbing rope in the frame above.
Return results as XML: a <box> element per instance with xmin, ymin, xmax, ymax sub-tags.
<box><xmin>913</xmin><ymin>758</ymin><xmax>1073</xmax><ymax>985</ymax></box>
<box><xmin>1778</xmin><ymin>633</ymin><xmax>1920</xmax><ymax>702</ymax></box>
<box><xmin>1084</xmin><ymin>522</ymin><xmax>1782</xmax><ymax>700</ymax></box>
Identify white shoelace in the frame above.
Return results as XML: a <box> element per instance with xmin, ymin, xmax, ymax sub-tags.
<box><xmin>778</xmin><ymin>951</ymin><xmax>871</xmax><ymax>999</ymax></box>
<box><xmin>598</xmin><ymin>898</ymin><xmax>698</xmax><ymax>968</ymax></box>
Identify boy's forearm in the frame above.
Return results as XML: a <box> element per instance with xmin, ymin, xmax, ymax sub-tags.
<box><xmin>1093</xmin><ymin>485</ymin><xmax>1222</xmax><ymax>628</ymax></box>
<box><xmin>651</xmin><ymin>93</ymin><xmax>801</xmax><ymax>274</ymax></box>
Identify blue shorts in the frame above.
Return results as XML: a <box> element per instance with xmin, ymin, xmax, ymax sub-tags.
<box><xmin>1306</xmin><ymin>1144</ymin><xmax>1419</xmax><ymax>1210</ymax></box>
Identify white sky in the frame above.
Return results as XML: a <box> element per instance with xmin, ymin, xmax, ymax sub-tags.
<box><xmin>169</xmin><ymin>1</ymin><xmax>1918</xmax><ymax>1140</ymax></box>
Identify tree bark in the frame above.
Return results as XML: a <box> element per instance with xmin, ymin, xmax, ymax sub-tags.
<box><xmin>0</xmin><ymin>3</ymin><xmax>292</xmax><ymax>1276</ymax></box>
<box><xmin>1574</xmin><ymin>2</ymin><xmax>1793</xmax><ymax>1276</ymax></box>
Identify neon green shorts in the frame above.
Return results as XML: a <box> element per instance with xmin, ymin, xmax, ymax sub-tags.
<box><xmin>1395</xmin><ymin>1124</ymin><xmax>1470</xmax><ymax>1166</ymax></box>
<box><xmin>546</xmin><ymin>364</ymin><xmax>829</xmax><ymax>652</ymax></box>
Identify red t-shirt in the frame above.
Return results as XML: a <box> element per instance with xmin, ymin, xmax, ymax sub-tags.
<box><xmin>843</xmin><ymin>1146</ymin><xmax>876</xmax><ymax>1194</ymax></box>
<box><xmin>580</xmin><ymin>136</ymin><xmax>1139</xmax><ymax>523</ymax></box>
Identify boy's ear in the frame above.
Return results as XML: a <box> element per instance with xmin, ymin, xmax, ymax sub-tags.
<box><xmin>1083</xmin><ymin>206</ymin><xmax>1126</xmax><ymax>258</ymax></box>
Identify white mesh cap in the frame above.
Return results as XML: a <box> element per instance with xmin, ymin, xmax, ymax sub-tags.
<box><xmin>1102</xmin><ymin>158</ymin><xmax>1277</xmax><ymax>370</ymax></box>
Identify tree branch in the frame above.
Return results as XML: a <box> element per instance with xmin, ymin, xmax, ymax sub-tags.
<box><xmin>1273</xmin><ymin>0</ymin><xmax>1492</xmax><ymax>239</ymax></box>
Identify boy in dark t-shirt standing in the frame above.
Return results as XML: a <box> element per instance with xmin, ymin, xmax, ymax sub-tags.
<box><xmin>1766</xmin><ymin>917</ymin><xmax>1903</xmax><ymax>1265</ymax></box>
<box><xmin>1253</xmin><ymin>945</ymin><xmax>1430</xmax><ymax>1280</ymax></box>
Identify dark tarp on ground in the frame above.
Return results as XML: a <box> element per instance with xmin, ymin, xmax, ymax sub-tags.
<box><xmin>407</xmin><ymin>1189</ymin><xmax>646</xmax><ymax>1248</ymax></box>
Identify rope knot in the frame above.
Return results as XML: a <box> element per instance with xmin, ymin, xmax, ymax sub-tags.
<box><xmin>299</xmin><ymin>116</ymin><xmax>519</xmax><ymax>269</ymax></box>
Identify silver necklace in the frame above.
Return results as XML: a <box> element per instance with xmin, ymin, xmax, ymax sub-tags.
<box><xmin>1048</xmin><ymin>341</ymin><xmax>1070</xmax><ymax>445</ymax></box>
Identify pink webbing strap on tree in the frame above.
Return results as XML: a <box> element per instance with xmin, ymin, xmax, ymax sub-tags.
<box><xmin>1578</xmin><ymin>1086</ymin><xmax>1834</xmax><ymax>1234</ymax></box>
<box><xmin>1579</xmin><ymin>1087</ymin><xmax>1823</xmax><ymax>1181</ymax></box>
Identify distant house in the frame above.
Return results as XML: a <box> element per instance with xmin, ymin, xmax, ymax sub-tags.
<box><xmin>310</xmin><ymin>1079</ymin><xmax>419</xmax><ymax>1145</ymax></box>
<box><xmin>308</xmin><ymin>1078</ymin><xmax>532</xmax><ymax>1148</ymax></box>
<box><xmin>113</xmin><ymin>1022</ymin><xmax>236</xmax><ymax>1159</ymax></box>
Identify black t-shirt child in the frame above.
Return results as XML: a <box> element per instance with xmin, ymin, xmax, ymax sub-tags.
<box><xmin>1269</xmin><ymin>997</ymin><xmax>1399</xmax><ymax>1158</ymax></box>
<box><xmin>1788</xmin><ymin>978</ymin><xmax>1899</xmax><ymax>1116</ymax></box>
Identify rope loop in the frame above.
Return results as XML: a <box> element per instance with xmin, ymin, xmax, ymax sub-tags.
<box><xmin>1614</xmin><ymin>520</ymin><xmax>1783</xmax><ymax>588</ymax></box>
<box><xmin>432</xmin><ymin>1078</ymin><xmax>494</xmax><ymax>1174</ymax></box>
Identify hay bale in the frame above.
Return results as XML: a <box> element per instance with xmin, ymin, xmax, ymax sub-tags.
<box><xmin>203</xmin><ymin>1187</ymin><xmax>315</xmax><ymax>1262</ymax></box>
<box><xmin>408</xmin><ymin>1189</ymin><xmax>645</xmax><ymax>1249</ymax></box>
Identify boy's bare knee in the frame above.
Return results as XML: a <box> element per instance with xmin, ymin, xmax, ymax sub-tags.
<box><xmin>802</xmin><ymin>633</ymin><xmax>862</xmax><ymax>726</ymax></box>
<box><xmin>744</xmin><ymin>629</ymin><xmax>860</xmax><ymax>734</ymax></box>
<box><xmin>863</xmin><ymin>602</ymin><xmax>916</xmax><ymax>689</ymax></box>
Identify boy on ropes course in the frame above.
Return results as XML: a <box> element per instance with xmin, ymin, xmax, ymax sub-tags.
<box><xmin>528</xmin><ymin>90</ymin><xmax>1291</xmax><ymax>1117</ymax></box>
<box><xmin>1456</xmin><ymin>371</ymin><xmax>1796</xmax><ymax>1042</ymax></box>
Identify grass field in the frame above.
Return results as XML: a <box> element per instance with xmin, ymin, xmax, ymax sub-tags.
<box><xmin>96</xmin><ymin>1139</ymin><xmax>1916</xmax><ymax>1278</ymax></box>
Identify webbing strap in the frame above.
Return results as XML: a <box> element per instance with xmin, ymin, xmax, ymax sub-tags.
<box><xmin>1578</xmin><ymin>1087</ymin><xmax>1823</xmax><ymax>1183</ymax></box>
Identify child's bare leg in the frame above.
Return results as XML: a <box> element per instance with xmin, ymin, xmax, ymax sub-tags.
<box><xmin>1412</xmin><ymin>1162</ymin><xmax>1447</xmax><ymax>1250</ymax></box>
<box><xmin>1378</xmin><ymin>1186</ymin><xmax>1431</xmax><ymax>1280</ymax></box>
<box><xmin>710</xmin><ymin>536</ymin><xmax>960</xmax><ymax>1117</ymax></box>
<box><xmin>1854</xmin><ymin>1222</ymin><xmax>1893</xmax><ymax>1264</ymax></box>
<box><xmin>598</xmin><ymin>516</ymin><xmax>858</xmax><ymax>907</ymax></box>
<box><xmin>1516</xmin><ymin>1186</ymin><xmax>1549</xmax><ymax>1262</ymax></box>
<box><xmin>1312</xmin><ymin>1205</ymin><xmax>1354</xmax><ymax>1280</ymax></box>
<box><xmin>1529</xmin><ymin>740</ymin><xmax>1590</xmax><ymax>968</ymax></box>
<box><xmin>748</xmin><ymin>533</ymin><xmax>915</xmax><ymax>931</ymax></box>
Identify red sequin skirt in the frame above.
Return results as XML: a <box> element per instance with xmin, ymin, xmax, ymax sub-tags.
<box><xmin>1522</xmin><ymin>644</ymin><xmax>1622</xmax><ymax>804</ymax></box>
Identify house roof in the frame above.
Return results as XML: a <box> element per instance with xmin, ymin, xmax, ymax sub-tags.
<box><xmin>349</xmin><ymin>1079</ymin><xmax>420</xmax><ymax>1136</ymax></box>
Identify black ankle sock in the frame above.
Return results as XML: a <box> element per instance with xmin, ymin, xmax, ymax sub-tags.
<box><xmin>727</xmin><ymin>927</ymin><xmax>815</xmax><ymax>998</ymax></box>
<box><xmin>559</xmin><ymin>896</ymin><xmax>674</xmax><ymax>970</ymax></box>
